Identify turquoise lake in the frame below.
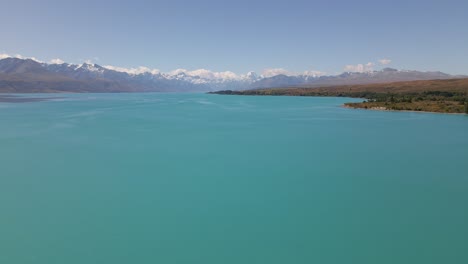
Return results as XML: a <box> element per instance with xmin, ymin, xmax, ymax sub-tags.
<box><xmin>1</xmin><ymin>93</ymin><xmax>467</xmax><ymax>264</ymax></box>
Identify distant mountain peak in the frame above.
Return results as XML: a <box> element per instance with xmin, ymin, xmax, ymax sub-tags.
<box><xmin>0</xmin><ymin>57</ymin><xmax>464</xmax><ymax>93</ymax></box>
<box><xmin>381</xmin><ymin>67</ymin><xmax>398</xmax><ymax>72</ymax></box>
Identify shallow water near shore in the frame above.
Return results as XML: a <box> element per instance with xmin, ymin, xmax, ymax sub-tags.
<box><xmin>1</xmin><ymin>93</ymin><xmax>467</xmax><ymax>264</ymax></box>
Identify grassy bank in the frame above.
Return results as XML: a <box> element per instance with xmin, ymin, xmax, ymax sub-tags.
<box><xmin>210</xmin><ymin>78</ymin><xmax>468</xmax><ymax>114</ymax></box>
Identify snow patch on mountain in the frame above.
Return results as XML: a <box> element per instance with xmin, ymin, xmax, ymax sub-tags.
<box><xmin>103</xmin><ymin>65</ymin><xmax>161</xmax><ymax>75</ymax></box>
<box><xmin>0</xmin><ymin>53</ymin><xmax>43</xmax><ymax>63</ymax></box>
<box><xmin>0</xmin><ymin>55</ymin><xmax>464</xmax><ymax>93</ymax></box>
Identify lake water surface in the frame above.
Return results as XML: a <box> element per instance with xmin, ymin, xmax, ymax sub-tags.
<box><xmin>1</xmin><ymin>93</ymin><xmax>467</xmax><ymax>264</ymax></box>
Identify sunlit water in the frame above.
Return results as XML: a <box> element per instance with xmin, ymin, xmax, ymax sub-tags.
<box><xmin>1</xmin><ymin>93</ymin><xmax>467</xmax><ymax>264</ymax></box>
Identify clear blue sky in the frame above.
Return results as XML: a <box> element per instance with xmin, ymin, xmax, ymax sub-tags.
<box><xmin>1</xmin><ymin>0</ymin><xmax>467</xmax><ymax>75</ymax></box>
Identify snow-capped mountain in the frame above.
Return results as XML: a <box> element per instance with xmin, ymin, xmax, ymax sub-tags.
<box><xmin>0</xmin><ymin>57</ymin><xmax>465</xmax><ymax>93</ymax></box>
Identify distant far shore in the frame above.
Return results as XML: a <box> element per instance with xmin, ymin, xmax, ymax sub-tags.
<box><xmin>209</xmin><ymin>78</ymin><xmax>468</xmax><ymax>114</ymax></box>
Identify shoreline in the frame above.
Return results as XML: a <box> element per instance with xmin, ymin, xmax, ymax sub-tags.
<box><xmin>209</xmin><ymin>82</ymin><xmax>468</xmax><ymax>115</ymax></box>
<box><xmin>210</xmin><ymin>92</ymin><xmax>467</xmax><ymax>115</ymax></box>
<box><xmin>342</xmin><ymin>104</ymin><xmax>466</xmax><ymax>115</ymax></box>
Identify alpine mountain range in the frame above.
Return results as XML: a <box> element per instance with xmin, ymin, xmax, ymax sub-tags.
<box><xmin>0</xmin><ymin>57</ymin><xmax>465</xmax><ymax>93</ymax></box>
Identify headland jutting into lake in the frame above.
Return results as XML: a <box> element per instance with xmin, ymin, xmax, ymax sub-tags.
<box><xmin>210</xmin><ymin>78</ymin><xmax>468</xmax><ymax>114</ymax></box>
